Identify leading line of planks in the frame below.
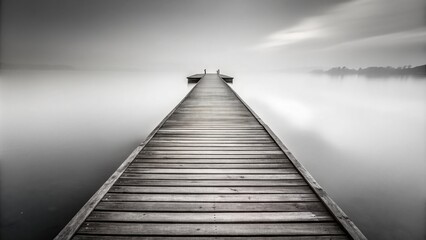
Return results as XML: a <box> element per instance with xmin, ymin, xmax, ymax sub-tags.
<box><xmin>55</xmin><ymin>73</ymin><xmax>366</xmax><ymax>240</ymax></box>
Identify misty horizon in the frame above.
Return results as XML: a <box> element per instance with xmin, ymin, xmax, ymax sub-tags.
<box><xmin>1</xmin><ymin>0</ymin><xmax>425</xmax><ymax>72</ymax></box>
<box><xmin>1</xmin><ymin>61</ymin><xmax>425</xmax><ymax>73</ymax></box>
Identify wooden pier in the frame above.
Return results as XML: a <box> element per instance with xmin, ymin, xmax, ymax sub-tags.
<box><xmin>56</xmin><ymin>73</ymin><xmax>366</xmax><ymax>239</ymax></box>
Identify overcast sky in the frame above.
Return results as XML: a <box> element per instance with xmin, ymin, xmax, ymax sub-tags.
<box><xmin>1</xmin><ymin>0</ymin><xmax>425</xmax><ymax>71</ymax></box>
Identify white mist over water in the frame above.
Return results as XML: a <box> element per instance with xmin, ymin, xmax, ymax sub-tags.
<box><xmin>232</xmin><ymin>72</ymin><xmax>426</xmax><ymax>240</ymax></box>
<box><xmin>0</xmin><ymin>70</ymin><xmax>425</xmax><ymax>239</ymax></box>
<box><xmin>0</xmin><ymin>70</ymin><xmax>193</xmax><ymax>239</ymax></box>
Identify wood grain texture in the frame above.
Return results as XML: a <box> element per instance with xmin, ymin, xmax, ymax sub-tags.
<box><xmin>115</xmin><ymin>179</ymin><xmax>308</xmax><ymax>186</ymax></box>
<box><xmin>133</xmin><ymin>158</ymin><xmax>289</xmax><ymax>163</ymax></box>
<box><xmin>108</xmin><ymin>186</ymin><xmax>313</xmax><ymax>194</ymax></box>
<box><xmin>73</xmin><ymin>236</ymin><xmax>349</xmax><ymax>240</ymax></box>
<box><xmin>87</xmin><ymin>211</ymin><xmax>333</xmax><ymax>222</ymax></box>
<box><xmin>102</xmin><ymin>193</ymin><xmax>319</xmax><ymax>202</ymax></box>
<box><xmin>95</xmin><ymin>202</ymin><xmax>326</xmax><ymax>212</ymax></box>
<box><xmin>136</xmin><ymin>154</ymin><xmax>287</xmax><ymax>159</ymax></box>
<box><xmin>119</xmin><ymin>173</ymin><xmax>303</xmax><ymax>180</ymax></box>
<box><xmin>124</xmin><ymin>168</ymin><xmax>298</xmax><ymax>174</ymax></box>
<box><xmin>77</xmin><ymin>222</ymin><xmax>345</xmax><ymax>235</ymax></box>
<box><xmin>57</xmin><ymin>73</ymin><xmax>363</xmax><ymax>239</ymax></box>
<box><xmin>130</xmin><ymin>163</ymin><xmax>291</xmax><ymax>168</ymax></box>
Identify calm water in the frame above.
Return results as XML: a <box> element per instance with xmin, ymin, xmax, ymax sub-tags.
<box><xmin>0</xmin><ymin>70</ymin><xmax>193</xmax><ymax>239</ymax></box>
<box><xmin>1</xmin><ymin>71</ymin><xmax>425</xmax><ymax>239</ymax></box>
<box><xmin>232</xmin><ymin>72</ymin><xmax>426</xmax><ymax>240</ymax></box>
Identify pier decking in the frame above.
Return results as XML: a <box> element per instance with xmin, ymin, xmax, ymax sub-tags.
<box><xmin>187</xmin><ymin>73</ymin><xmax>233</xmax><ymax>83</ymax></box>
<box><xmin>56</xmin><ymin>73</ymin><xmax>365</xmax><ymax>239</ymax></box>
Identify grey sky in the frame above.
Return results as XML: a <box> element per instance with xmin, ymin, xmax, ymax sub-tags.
<box><xmin>1</xmin><ymin>0</ymin><xmax>425</xmax><ymax>71</ymax></box>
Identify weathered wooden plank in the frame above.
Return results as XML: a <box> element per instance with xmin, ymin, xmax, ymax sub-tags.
<box><xmin>168</xmin><ymin>117</ymin><xmax>256</xmax><ymax>120</ymax></box>
<box><xmin>140</xmin><ymin>150</ymin><xmax>283</xmax><ymax>156</ymax></box>
<box><xmin>143</xmin><ymin>146</ymin><xmax>281</xmax><ymax>151</ymax></box>
<box><xmin>124</xmin><ymin>168</ymin><xmax>298</xmax><ymax>174</ymax></box>
<box><xmin>164</xmin><ymin>119</ymin><xmax>257</xmax><ymax>121</ymax></box>
<box><xmin>154</xmin><ymin>133</ymin><xmax>270</xmax><ymax>136</ymax></box>
<box><xmin>157</xmin><ymin>128</ymin><xmax>267</xmax><ymax>132</ymax></box>
<box><xmin>109</xmin><ymin>186</ymin><xmax>312</xmax><ymax>194</ymax></box>
<box><xmin>146</xmin><ymin>143</ymin><xmax>278</xmax><ymax>147</ymax></box>
<box><xmin>175</xmin><ymin>106</ymin><xmax>250</xmax><ymax>109</ymax></box>
<box><xmin>171</xmin><ymin>111</ymin><xmax>251</xmax><ymax>114</ymax></box>
<box><xmin>152</xmin><ymin>136</ymin><xmax>271</xmax><ymax>140</ymax></box>
<box><xmin>175</xmin><ymin>107</ymin><xmax>249</xmax><ymax>109</ymax></box>
<box><xmin>95</xmin><ymin>201</ymin><xmax>326</xmax><ymax>212</ymax></box>
<box><xmin>102</xmin><ymin>193</ymin><xmax>319</xmax><ymax>202</ymax></box>
<box><xmin>152</xmin><ymin>135</ymin><xmax>269</xmax><ymax>138</ymax></box>
<box><xmin>163</xmin><ymin>116</ymin><xmax>263</xmax><ymax>120</ymax></box>
<box><xmin>158</xmin><ymin>130</ymin><xmax>268</xmax><ymax>137</ymax></box>
<box><xmin>87</xmin><ymin>211</ymin><xmax>332</xmax><ymax>222</ymax></box>
<box><xmin>137</xmin><ymin>154</ymin><xmax>287</xmax><ymax>159</ymax></box>
<box><xmin>77</xmin><ymin>222</ymin><xmax>344</xmax><ymax>235</ymax></box>
<box><xmin>169</xmin><ymin>113</ymin><xmax>252</xmax><ymax>115</ymax></box>
<box><xmin>120</xmin><ymin>174</ymin><xmax>303</xmax><ymax>180</ymax></box>
<box><xmin>133</xmin><ymin>159</ymin><xmax>289</xmax><ymax>164</ymax></box>
<box><xmin>115</xmin><ymin>179</ymin><xmax>307</xmax><ymax>186</ymax></box>
<box><xmin>129</xmin><ymin>163</ymin><xmax>292</xmax><ymax>168</ymax></box>
<box><xmin>157</xmin><ymin>130</ymin><xmax>268</xmax><ymax>134</ymax></box>
<box><xmin>164</xmin><ymin>122</ymin><xmax>261</xmax><ymax>125</ymax></box>
<box><xmin>73</xmin><ymin>235</ymin><xmax>349</xmax><ymax>240</ymax></box>
<box><xmin>162</xmin><ymin>124</ymin><xmax>262</xmax><ymax>128</ymax></box>
<box><xmin>167</xmin><ymin>118</ymin><xmax>256</xmax><ymax>120</ymax></box>
<box><xmin>159</xmin><ymin>129</ymin><xmax>266</xmax><ymax>132</ymax></box>
<box><xmin>148</xmin><ymin>140</ymin><xmax>275</xmax><ymax>144</ymax></box>
<box><xmin>166</xmin><ymin>118</ymin><xmax>259</xmax><ymax>121</ymax></box>
<box><xmin>170</xmin><ymin>109</ymin><xmax>249</xmax><ymax>111</ymax></box>
<box><xmin>149</xmin><ymin>139</ymin><xmax>275</xmax><ymax>143</ymax></box>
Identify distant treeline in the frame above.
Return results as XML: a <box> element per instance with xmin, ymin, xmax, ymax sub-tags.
<box><xmin>312</xmin><ymin>65</ymin><xmax>425</xmax><ymax>77</ymax></box>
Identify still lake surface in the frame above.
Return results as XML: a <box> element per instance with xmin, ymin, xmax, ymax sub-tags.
<box><xmin>0</xmin><ymin>70</ymin><xmax>425</xmax><ymax>239</ymax></box>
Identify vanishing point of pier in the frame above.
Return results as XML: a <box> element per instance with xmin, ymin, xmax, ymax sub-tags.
<box><xmin>56</xmin><ymin>72</ymin><xmax>366</xmax><ymax>239</ymax></box>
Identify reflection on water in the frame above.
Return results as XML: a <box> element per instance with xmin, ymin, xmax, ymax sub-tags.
<box><xmin>0</xmin><ymin>71</ymin><xmax>425</xmax><ymax>239</ymax></box>
<box><xmin>232</xmin><ymin>73</ymin><xmax>426</xmax><ymax>240</ymax></box>
<box><xmin>0</xmin><ymin>70</ymin><xmax>192</xmax><ymax>239</ymax></box>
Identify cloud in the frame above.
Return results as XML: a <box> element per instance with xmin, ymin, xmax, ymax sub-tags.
<box><xmin>256</xmin><ymin>0</ymin><xmax>425</xmax><ymax>51</ymax></box>
<box><xmin>257</xmin><ymin>19</ymin><xmax>326</xmax><ymax>48</ymax></box>
<box><xmin>322</xmin><ymin>27</ymin><xmax>426</xmax><ymax>51</ymax></box>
